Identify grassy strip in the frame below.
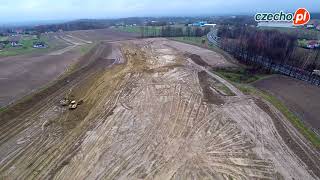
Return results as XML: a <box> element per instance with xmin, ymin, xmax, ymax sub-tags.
<box><xmin>215</xmin><ymin>83</ymin><xmax>235</xmax><ymax>96</ymax></box>
<box><xmin>214</xmin><ymin>67</ymin><xmax>270</xmax><ymax>84</ymax></box>
<box><xmin>112</xmin><ymin>26</ymin><xmax>162</xmax><ymax>36</ymax></box>
<box><xmin>215</xmin><ymin>69</ymin><xmax>320</xmax><ymax>148</ymax></box>
<box><xmin>112</xmin><ymin>26</ymin><xmax>142</xmax><ymax>33</ymax></box>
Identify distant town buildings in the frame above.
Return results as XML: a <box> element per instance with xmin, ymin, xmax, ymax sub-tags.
<box><xmin>189</xmin><ymin>21</ymin><xmax>216</xmax><ymax>28</ymax></box>
<box><xmin>306</xmin><ymin>24</ymin><xmax>315</xmax><ymax>29</ymax></box>
<box><xmin>257</xmin><ymin>22</ymin><xmax>294</xmax><ymax>28</ymax></box>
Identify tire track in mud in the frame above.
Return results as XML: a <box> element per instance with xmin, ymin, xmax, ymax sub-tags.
<box><xmin>52</xmin><ymin>40</ymin><xmax>280</xmax><ymax>179</ymax></box>
<box><xmin>0</xmin><ymin>43</ymin><xmax>113</xmax><ymax>145</ymax></box>
<box><xmin>0</xmin><ymin>38</ymin><xmax>317</xmax><ymax>179</ymax></box>
<box><xmin>0</xmin><ymin>42</ymin><xmax>117</xmax><ymax>179</ymax></box>
<box><xmin>255</xmin><ymin>98</ymin><xmax>320</xmax><ymax>178</ymax></box>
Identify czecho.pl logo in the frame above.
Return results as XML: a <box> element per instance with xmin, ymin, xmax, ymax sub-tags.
<box><xmin>255</xmin><ymin>8</ymin><xmax>310</xmax><ymax>26</ymax></box>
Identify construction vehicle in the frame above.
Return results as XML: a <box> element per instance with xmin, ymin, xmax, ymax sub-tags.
<box><xmin>312</xmin><ymin>70</ymin><xmax>320</xmax><ymax>76</ymax></box>
<box><xmin>69</xmin><ymin>100</ymin><xmax>77</xmax><ymax>109</ymax></box>
<box><xmin>60</xmin><ymin>97</ymin><xmax>83</xmax><ymax>110</ymax></box>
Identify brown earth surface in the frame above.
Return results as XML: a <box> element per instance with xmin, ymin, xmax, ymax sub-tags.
<box><xmin>0</xmin><ymin>29</ymin><xmax>137</xmax><ymax>108</ymax></box>
<box><xmin>0</xmin><ymin>38</ymin><xmax>319</xmax><ymax>179</ymax></box>
<box><xmin>0</xmin><ymin>48</ymin><xmax>82</xmax><ymax>107</ymax></box>
<box><xmin>65</xmin><ymin>28</ymin><xmax>139</xmax><ymax>42</ymax></box>
<box><xmin>254</xmin><ymin>75</ymin><xmax>320</xmax><ymax>132</ymax></box>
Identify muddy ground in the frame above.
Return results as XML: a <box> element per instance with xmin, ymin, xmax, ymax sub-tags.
<box><xmin>0</xmin><ymin>49</ymin><xmax>81</xmax><ymax>107</ymax></box>
<box><xmin>0</xmin><ymin>38</ymin><xmax>319</xmax><ymax>180</ymax></box>
<box><xmin>65</xmin><ymin>28</ymin><xmax>139</xmax><ymax>42</ymax></box>
<box><xmin>254</xmin><ymin>75</ymin><xmax>320</xmax><ymax>132</ymax></box>
<box><xmin>0</xmin><ymin>29</ymin><xmax>137</xmax><ymax>108</ymax></box>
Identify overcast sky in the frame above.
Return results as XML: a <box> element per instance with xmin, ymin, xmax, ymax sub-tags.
<box><xmin>0</xmin><ymin>0</ymin><xmax>319</xmax><ymax>23</ymax></box>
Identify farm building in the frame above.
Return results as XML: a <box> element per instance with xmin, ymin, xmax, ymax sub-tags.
<box><xmin>33</xmin><ymin>42</ymin><xmax>47</xmax><ymax>48</ymax></box>
<box><xmin>10</xmin><ymin>41</ymin><xmax>22</xmax><ymax>47</ymax></box>
<box><xmin>8</xmin><ymin>36</ymin><xmax>22</xmax><ymax>47</ymax></box>
<box><xmin>307</xmin><ymin>41</ymin><xmax>320</xmax><ymax>49</ymax></box>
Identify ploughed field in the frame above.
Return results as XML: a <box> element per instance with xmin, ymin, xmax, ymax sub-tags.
<box><xmin>254</xmin><ymin>75</ymin><xmax>320</xmax><ymax>133</ymax></box>
<box><xmin>0</xmin><ymin>28</ymin><xmax>138</xmax><ymax>108</ymax></box>
<box><xmin>0</xmin><ymin>38</ymin><xmax>319</xmax><ymax>179</ymax></box>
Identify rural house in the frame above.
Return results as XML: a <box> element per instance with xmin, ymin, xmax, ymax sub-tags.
<box><xmin>8</xmin><ymin>36</ymin><xmax>22</xmax><ymax>47</ymax></box>
<box><xmin>33</xmin><ymin>41</ymin><xmax>47</xmax><ymax>48</ymax></box>
<box><xmin>307</xmin><ymin>41</ymin><xmax>320</xmax><ymax>49</ymax></box>
<box><xmin>10</xmin><ymin>41</ymin><xmax>22</xmax><ymax>47</ymax></box>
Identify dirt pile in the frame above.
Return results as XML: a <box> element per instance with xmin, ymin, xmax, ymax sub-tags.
<box><xmin>0</xmin><ymin>38</ymin><xmax>319</xmax><ymax>180</ymax></box>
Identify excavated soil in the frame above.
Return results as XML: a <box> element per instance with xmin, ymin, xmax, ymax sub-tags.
<box><xmin>0</xmin><ymin>38</ymin><xmax>319</xmax><ymax>180</ymax></box>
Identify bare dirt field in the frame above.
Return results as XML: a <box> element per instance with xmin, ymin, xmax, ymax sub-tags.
<box><xmin>254</xmin><ymin>75</ymin><xmax>320</xmax><ymax>132</ymax></box>
<box><xmin>65</xmin><ymin>28</ymin><xmax>139</xmax><ymax>42</ymax></box>
<box><xmin>0</xmin><ymin>48</ymin><xmax>82</xmax><ymax>107</ymax></box>
<box><xmin>0</xmin><ymin>29</ymin><xmax>137</xmax><ymax>108</ymax></box>
<box><xmin>0</xmin><ymin>38</ymin><xmax>319</xmax><ymax>179</ymax></box>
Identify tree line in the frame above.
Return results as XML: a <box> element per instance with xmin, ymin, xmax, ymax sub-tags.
<box><xmin>217</xmin><ymin>25</ymin><xmax>320</xmax><ymax>71</ymax></box>
<box><xmin>139</xmin><ymin>26</ymin><xmax>211</xmax><ymax>38</ymax></box>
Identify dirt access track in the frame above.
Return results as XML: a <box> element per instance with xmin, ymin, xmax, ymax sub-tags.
<box><xmin>0</xmin><ymin>29</ymin><xmax>138</xmax><ymax>108</ymax></box>
<box><xmin>0</xmin><ymin>38</ymin><xmax>319</xmax><ymax>179</ymax></box>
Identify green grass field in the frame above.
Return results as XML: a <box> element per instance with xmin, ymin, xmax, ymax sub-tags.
<box><xmin>113</xmin><ymin>26</ymin><xmax>142</xmax><ymax>33</ymax></box>
<box><xmin>0</xmin><ymin>36</ymin><xmax>8</xmax><ymax>41</ymax></box>
<box><xmin>0</xmin><ymin>35</ymin><xmax>50</xmax><ymax>57</ymax></box>
<box><xmin>113</xmin><ymin>26</ymin><xmax>162</xmax><ymax>36</ymax></box>
<box><xmin>173</xmin><ymin>36</ymin><xmax>207</xmax><ymax>46</ymax></box>
<box><xmin>214</xmin><ymin>67</ymin><xmax>269</xmax><ymax>84</ymax></box>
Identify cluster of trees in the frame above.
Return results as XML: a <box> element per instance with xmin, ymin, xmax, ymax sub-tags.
<box><xmin>34</xmin><ymin>20</ymin><xmax>112</xmax><ymax>33</ymax></box>
<box><xmin>30</xmin><ymin>17</ymin><xmax>217</xmax><ymax>33</ymax></box>
<box><xmin>218</xmin><ymin>26</ymin><xmax>320</xmax><ymax>71</ymax></box>
<box><xmin>140</xmin><ymin>26</ymin><xmax>211</xmax><ymax>38</ymax></box>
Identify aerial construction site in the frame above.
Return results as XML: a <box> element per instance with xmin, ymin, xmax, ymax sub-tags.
<box><xmin>0</xmin><ymin>34</ymin><xmax>319</xmax><ymax>179</ymax></box>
